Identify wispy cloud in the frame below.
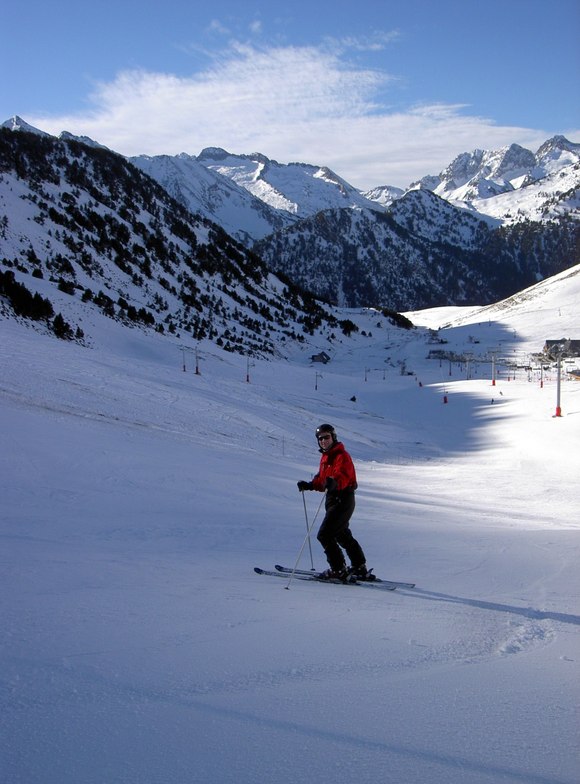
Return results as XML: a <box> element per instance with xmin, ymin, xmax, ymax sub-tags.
<box><xmin>30</xmin><ymin>42</ymin><xmax>560</xmax><ymax>188</ymax></box>
<box><xmin>323</xmin><ymin>30</ymin><xmax>402</xmax><ymax>53</ymax></box>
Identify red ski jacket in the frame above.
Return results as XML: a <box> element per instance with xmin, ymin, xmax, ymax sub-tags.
<box><xmin>311</xmin><ymin>442</ymin><xmax>357</xmax><ymax>492</ymax></box>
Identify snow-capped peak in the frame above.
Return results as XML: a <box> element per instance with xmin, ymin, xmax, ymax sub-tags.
<box><xmin>1</xmin><ymin>115</ymin><xmax>51</xmax><ymax>137</ymax></box>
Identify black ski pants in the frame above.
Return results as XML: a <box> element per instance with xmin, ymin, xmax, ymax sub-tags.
<box><xmin>317</xmin><ymin>490</ymin><xmax>365</xmax><ymax>572</ymax></box>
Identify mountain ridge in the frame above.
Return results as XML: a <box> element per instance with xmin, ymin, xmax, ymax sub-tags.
<box><xmin>1</xmin><ymin>115</ymin><xmax>578</xmax><ymax>316</ymax></box>
<box><xmin>0</xmin><ymin>126</ymin><xmax>341</xmax><ymax>355</ymax></box>
<box><xmin>3</xmin><ymin>115</ymin><xmax>578</xmax><ymax>229</ymax></box>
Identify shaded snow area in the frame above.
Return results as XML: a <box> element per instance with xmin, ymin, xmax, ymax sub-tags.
<box><xmin>1</xmin><ymin>271</ymin><xmax>579</xmax><ymax>783</ymax></box>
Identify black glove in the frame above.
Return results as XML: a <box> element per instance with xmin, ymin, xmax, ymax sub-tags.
<box><xmin>324</xmin><ymin>476</ymin><xmax>337</xmax><ymax>492</ymax></box>
<box><xmin>297</xmin><ymin>480</ymin><xmax>313</xmax><ymax>492</ymax></box>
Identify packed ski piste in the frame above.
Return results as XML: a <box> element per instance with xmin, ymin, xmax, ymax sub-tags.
<box><xmin>1</xmin><ymin>266</ymin><xmax>579</xmax><ymax>784</ymax></box>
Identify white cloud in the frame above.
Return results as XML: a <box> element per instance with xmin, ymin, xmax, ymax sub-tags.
<box><xmin>323</xmin><ymin>30</ymin><xmax>402</xmax><ymax>53</ymax></box>
<box><xmin>206</xmin><ymin>19</ymin><xmax>230</xmax><ymax>36</ymax></box>
<box><xmin>29</xmin><ymin>43</ymin><xmax>568</xmax><ymax>189</ymax></box>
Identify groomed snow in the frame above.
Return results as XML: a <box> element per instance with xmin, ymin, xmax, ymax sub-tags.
<box><xmin>1</xmin><ymin>268</ymin><xmax>579</xmax><ymax>784</ymax></box>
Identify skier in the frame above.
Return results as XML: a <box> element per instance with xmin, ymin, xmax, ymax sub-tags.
<box><xmin>297</xmin><ymin>423</ymin><xmax>370</xmax><ymax>581</ymax></box>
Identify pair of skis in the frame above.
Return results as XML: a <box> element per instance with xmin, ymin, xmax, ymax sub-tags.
<box><xmin>255</xmin><ymin>564</ymin><xmax>415</xmax><ymax>591</ymax></box>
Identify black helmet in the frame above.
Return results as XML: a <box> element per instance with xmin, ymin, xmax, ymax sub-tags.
<box><xmin>316</xmin><ymin>423</ymin><xmax>337</xmax><ymax>445</ymax></box>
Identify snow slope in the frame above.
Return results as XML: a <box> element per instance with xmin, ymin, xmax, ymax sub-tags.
<box><xmin>196</xmin><ymin>147</ymin><xmax>379</xmax><ymax>218</ymax></box>
<box><xmin>130</xmin><ymin>152</ymin><xmax>295</xmax><ymax>243</ymax></box>
<box><xmin>469</xmin><ymin>162</ymin><xmax>580</xmax><ymax>224</ymax></box>
<box><xmin>1</xmin><ymin>269</ymin><xmax>579</xmax><ymax>784</ymax></box>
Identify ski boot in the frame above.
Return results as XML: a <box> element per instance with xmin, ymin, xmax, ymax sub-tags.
<box><xmin>318</xmin><ymin>566</ymin><xmax>349</xmax><ymax>582</ymax></box>
<box><xmin>348</xmin><ymin>564</ymin><xmax>377</xmax><ymax>582</ymax></box>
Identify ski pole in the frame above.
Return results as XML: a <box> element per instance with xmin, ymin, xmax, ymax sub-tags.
<box><xmin>301</xmin><ymin>490</ymin><xmax>315</xmax><ymax>571</ymax></box>
<box><xmin>285</xmin><ymin>492</ymin><xmax>325</xmax><ymax>589</ymax></box>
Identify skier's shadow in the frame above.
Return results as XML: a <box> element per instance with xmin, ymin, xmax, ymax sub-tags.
<box><xmin>400</xmin><ymin>587</ymin><xmax>580</xmax><ymax>626</ymax></box>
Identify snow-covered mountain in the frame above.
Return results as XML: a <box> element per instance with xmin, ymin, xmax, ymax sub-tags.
<box><xmin>362</xmin><ymin>183</ymin><xmax>405</xmax><ymax>207</ymax></box>
<box><xmin>130</xmin><ymin>147</ymin><xmax>384</xmax><ymax>244</ymax></box>
<box><xmin>255</xmin><ymin>190</ymin><xmax>577</xmax><ymax>310</ymax></box>
<box><xmin>420</xmin><ymin>143</ymin><xmax>538</xmax><ymax>199</ymax></box>
<box><xmin>2</xmin><ymin>115</ymin><xmax>111</xmax><ymax>153</ymax></box>
<box><xmin>4</xmin><ymin>116</ymin><xmax>578</xmax><ymax>233</ymax></box>
<box><xmin>130</xmin><ymin>152</ymin><xmax>296</xmax><ymax>244</ymax></box>
<box><xmin>2</xmin><ymin>116</ymin><xmax>579</xmax><ymax>313</ymax></box>
<box><xmin>196</xmin><ymin>147</ymin><xmax>379</xmax><ymax>218</ymax></box>
<box><xmin>146</xmin><ymin>137</ymin><xmax>578</xmax><ymax>307</ymax></box>
<box><xmin>254</xmin><ymin>193</ymin><xmax>496</xmax><ymax>310</ymax></box>
<box><xmin>163</xmin><ymin>136</ymin><xmax>580</xmax><ymax>233</ymax></box>
<box><xmin>469</xmin><ymin>160</ymin><xmax>580</xmax><ymax>223</ymax></box>
<box><xmin>406</xmin><ymin>136</ymin><xmax>580</xmax><ymax>222</ymax></box>
<box><xmin>167</xmin><ymin>136</ymin><xmax>580</xmax><ymax>234</ymax></box>
<box><xmin>1</xmin><ymin>115</ymin><xmax>52</xmax><ymax>137</ymax></box>
<box><xmin>0</xmin><ymin>126</ymin><xmax>338</xmax><ymax>354</ymax></box>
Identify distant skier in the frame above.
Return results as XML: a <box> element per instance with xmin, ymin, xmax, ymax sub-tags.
<box><xmin>297</xmin><ymin>423</ymin><xmax>370</xmax><ymax>581</ymax></box>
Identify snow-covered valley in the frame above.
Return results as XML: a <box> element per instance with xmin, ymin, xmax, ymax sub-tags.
<box><xmin>1</xmin><ymin>267</ymin><xmax>579</xmax><ymax>784</ymax></box>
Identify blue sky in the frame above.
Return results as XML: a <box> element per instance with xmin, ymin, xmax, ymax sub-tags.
<box><xmin>3</xmin><ymin>0</ymin><xmax>579</xmax><ymax>188</ymax></box>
